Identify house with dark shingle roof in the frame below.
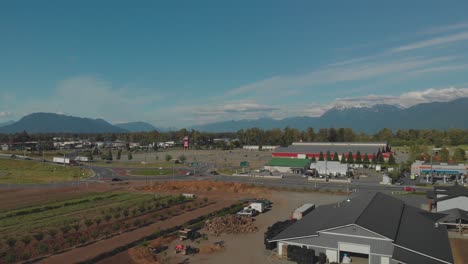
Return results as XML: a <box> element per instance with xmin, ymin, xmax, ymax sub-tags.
<box><xmin>427</xmin><ymin>185</ymin><xmax>468</xmax><ymax>212</ymax></box>
<box><xmin>269</xmin><ymin>192</ymin><xmax>454</xmax><ymax>264</ymax></box>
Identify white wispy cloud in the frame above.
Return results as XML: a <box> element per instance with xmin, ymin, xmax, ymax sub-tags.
<box><xmin>334</xmin><ymin>87</ymin><xmax>468</xmax><ymax>108</ymax></box>
<box><xmin>227</xmin><ymin>56</ymin><xmax>455</xmax><ymax>98</ymax></box>
<box><xmin>420</xmin><ymin>22</ymin><xmax>468</xmax><ymax>35</ymax></box>
<box><xmin>390</xmin><ymin>31</ymin><xmax>468</xmax><ymax>53</ymax></box>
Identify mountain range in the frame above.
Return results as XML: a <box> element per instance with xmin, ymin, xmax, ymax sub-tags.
<box><xmin>0</xmin><ymin>98</ymin><xmax>466</xmax><ymax>134</ymax></box>
<box><xmin>0</xmin><ymin>113</ymin><xmax>157</xmax><ymax>134</ymax></box>
<box><xmin>191</xmin><ymin>98</ymin><xmax>468</xmax><ymax>133</ymax></box>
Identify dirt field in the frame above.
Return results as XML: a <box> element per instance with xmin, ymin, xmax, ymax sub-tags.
<box><xmin>103</xmin><ymin>189</ymin><xmax>346</xmax><ymax>264</ymax></box>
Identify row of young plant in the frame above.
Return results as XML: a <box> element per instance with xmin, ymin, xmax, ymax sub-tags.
<box><xmin>0</xmin><ymin>193</ymin><xmax>121</xmax><ymax>220</ymax></box>
<box><xmin>0</xmin><ymin>196</ymin><xmax>209</xmax><ymax>264</ymax></box>
<box><xmin>77</xmin><ymin>202</ymin><xmax>244</xmax><ymax>264</ymax></box>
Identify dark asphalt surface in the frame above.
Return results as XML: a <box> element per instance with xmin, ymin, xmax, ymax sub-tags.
<box><xmin>0</xmin><ymin>155</ymin><xmax>430</xmax><ymax>194</ymax></box>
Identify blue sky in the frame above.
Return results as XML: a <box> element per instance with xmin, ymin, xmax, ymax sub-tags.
<box><xmin>1</xmin><ymin>0</ymin><xmax>468</xmax><ymax>127</ymax></box>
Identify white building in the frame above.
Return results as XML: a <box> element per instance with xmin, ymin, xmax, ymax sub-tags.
<box><xmin>309</xmin><ymin>161</ymin><xmax>348</xmax><ymax>176</ymax></box>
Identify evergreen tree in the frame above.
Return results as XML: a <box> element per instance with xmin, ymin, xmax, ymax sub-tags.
<box><xmin>388</xmin><ymin>153</ymin><xmax>396</xmax><ymax>165</ymax></box>
<box><xmin>340</xmin><ymin>153</ymin><xmax>346</xmax><ymax>164</ymax></box>
<box><xmin>311</xmin><ymin>156</ymin><xmax>316</xmax><ymax>162</ymax></box>
<box><xmin>372</xmin><ymin>153</ymin><xmax>377</xmax><ymax>164</ymax></box>
<box><xmin>378</xmin><ymin>153</ymin><xmax>384</xmax><ymax>164</ymax></box>
<box><xmin>333</xmin><ymin>152</ymin><xmax>339</xmax><ymax>161</ymax></box>
<box><xmin>363</xmin><ymin>153</ymin><xmax>370</xmax><ymax>164</ymax></box>
<box><xmin>116</xmin><ymin>149</ymin><xmax>121</xmax><ymax>160</ymax></box>
<box><xmin>128</xmin><ymin>152</ymin><xmax>133</xmax><ymax>160</ymax></box>
<box><xmin>346</xmin><ymin>151</ymin><xmax>354</xmax><ymax>164</ymax></box>
<box><xmin>107</xmin><ymin>150</ymin><xmax>113</xmax><ymax>161</ymax></box>
<box><xmin>326</xmin><ymin>151</ymin><xmax>332</xmax><ymax>161</ymax></box>
<box><xmin>355</xmin><ymin>151</ymin><xmax>362</xmax><ymax>164</ymax></box>
<box><xmin>165</xmin><ymin>154</ymin><xmax>172</xmax><ymax>162</ymax></box>
<box><xmin>318</xmin><ymin>152</ymin><xmax>324</xmax><ymax>161</ymax></box>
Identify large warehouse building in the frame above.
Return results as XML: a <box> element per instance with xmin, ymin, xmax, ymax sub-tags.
<box><xmin>272</xmin><ymin>142</ymin><xmax>391</xmax><ymax>161</ymax></box>
<box><xmin>270</xmin><ymin>192</ymin><xmax>454</xmax><ymax>264</ymax></box>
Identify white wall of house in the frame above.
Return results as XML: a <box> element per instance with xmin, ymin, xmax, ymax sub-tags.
<box><xmin>438</xmin><ymin>196</ymin><xmax>468</xmax><ymax>212</ymax></box>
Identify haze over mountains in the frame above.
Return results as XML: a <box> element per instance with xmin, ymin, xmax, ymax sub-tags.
<box><xmin>0</xmin><ymin>98</ymin><xmax>466</xmax><ymax>134</ymax></box>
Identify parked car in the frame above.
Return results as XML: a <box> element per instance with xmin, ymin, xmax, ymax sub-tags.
<box><xmin>402</xmin><ymin>186</ymin><xmax>416</xmax><ymax>192</ymax></box>
<box><xmin>111</xmin><ymin>178</ymin><xmax>123</xmax><ymax>182</ymax></box>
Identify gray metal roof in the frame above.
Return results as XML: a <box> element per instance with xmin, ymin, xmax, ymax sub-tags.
<box><xmin>272</xmin><ymin>192</ymin><xmax>454</xmax><ymax>264</ymax></box>
<box><xmin>394</xmin><ymin>205</ymin><xmax>454</xmax><ymax>264</ymax></box>
<box><xmin>438</xmin><ymin>208</ymin><xmax>468</xmax><ymax>223</ymax></box>
<box><xmin>392</xmin><ymin>247</ymin><xmax>448</xmax><ymax>264</ymax></box>
<box><xmin>431</xmin><ymin>185</ymin><xmax>468</xmax><ymax>202</ymax></box>
<box><xmin>274</xmin><ymin>144</ymin><xmax>385</xmax><ymax>155</ymax></box>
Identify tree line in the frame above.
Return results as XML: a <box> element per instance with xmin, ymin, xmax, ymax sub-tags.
<box><xmin>0</xmin><ymin>127</ymin><xmax>467</xmax><ymax>149</ymax></box>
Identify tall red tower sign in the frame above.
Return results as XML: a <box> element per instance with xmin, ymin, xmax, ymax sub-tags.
<box><xmin>183</xmin><ymin>136</ymin><xmax>189</xmax><ymax>150</ymax></box>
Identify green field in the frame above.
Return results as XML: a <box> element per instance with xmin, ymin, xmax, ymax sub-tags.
<box><xmin>0</xmin><ymin>192</ymin><xmax>171</xmax><ymax>236</ymax></box>
<box><xmin>0</xmin><ymin>159</ymin><xmax>92</xmax><ymax>184</ymax></box>
<box><xmin>130</xmin><ymin>168</ymin><xmax>183</xmax><ymax>176</ymax></box>
<box><xmin>91</xmin><ymin>161</ymin><xmax>185</xmax><ymax>169</ymax></box>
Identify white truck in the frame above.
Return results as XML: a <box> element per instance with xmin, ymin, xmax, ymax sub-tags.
<box><xmin>75</xmin><ymin>156</ymin><xmax>90</xmax><ymax>162</ymax></box>
<box><xmin>53</xmin><ymin>157</ymin><xmax>76</xmax><ymax>165</ymax></box>
<box><xmin>244</xmin><ymin>202</ymin><xmax>265</xmax><ymax>213</ymax></box>
<box><xmin>291</xmin><ymin>204</ymin><xmax>315</xmax><ymax>220</ymax></box>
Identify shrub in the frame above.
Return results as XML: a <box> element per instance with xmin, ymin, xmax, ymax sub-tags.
<box><xmin>124</xmin><ymin>223</ymin><xmax>130</xmax><ymax>229</ymax></box>
<box><xmin>79</xmin><ymin>236</ymin><xmax>87</xmax><ymax>244</ymax></box>
<box><xmin>22</xmin><ymin>251</ymin><xmax>31</xmax><ymax>260</ymax></box>
<box><xmin>207</xmin><ymin>187</ymin><xmax>212</xmax><ymax>191</ymax></box>
<box><xmin>53</xmin><ymin>244</ymin><xmax>61</xmax><ymax>252</ymax></box>
<box><xmin>85</xmin><ymin>219</ymin><xmax>93</xmax><ymax>227</ymax></box>
<box><xmin>4</xmin><ymin>253</ymin><xmax>16</xmax><ymax>264</ymax></box>
<box><xmin>203</xmin><ymin>197</ymin><xmax>208</xmax><ymax>203</ymax></box>
<box><xmin>151</xmin><ymin>213</ymin><xmax>158</xmax><ymax>219</ymax></box>
<box><xmin>103</xmin><ymin>230</ymin><xmax>110</xmax><ymax>237</ymax></box>
<box><xmin>6</xmin><ymin>237</ymin><xmax>16</xmax><ymax>247</ymax></box>
<box><xmin>113</xmin><ymin>223</ymin><xmax>121</xmax><ymax>231</ymax></box>
<box><xmin>114</xmin><ymin>212</ymin><xmax>121</xmax><ymax>219</ymax></box>
<box><xmin>133</xmin><ymin>219</ymin><xmax>141</xmax><ymax>227</ymax></box>
<box><xmin>66</xmin><ymin>237</ymin><xmax>76</xmax><ymax>247</ymax></box>
<box><xmin>131</xmin><ymin>209</ymin><xmax>137</xmax><ymax>217</ymax></box>
<box><xmin>72</xmin><ymin>223</ymin><xmax>80</xmax><ymax>232</ymax></box>
<box><xmin>38</xmin><ymin>243</ymin><xmax>49</xmax><ymax>254</ymax></box>
<box><xmin>94</xmin><ymin>217</ymin><xmax>102</xmax><ymax>226</ymax></box>
<box><xmin>123</xmin><ymin>209</ymin><xmax>129</xmax><ymax>218</ymax></box>
<box><xmin>187</xmin><ymin>205</ymin><xmax>192</xmax><ymax>210</ymax></box>
<box><xmin>91</xmin><ymin>230</ymin><xmax>99</xmax><ymax>239</ymax></box>
<box><xmin>61</xmin><ymin>225</ymin><xmax>71</xmax><ymax>234</ymax></box>
<box><xmin>48</xmin><ymin>229</ymin><xmax>58</xmax><ymax>238</ymax></box>
<box><xmin>104</xmin><ymin>214</ymin><xmax>112</xmax><ymax>222</ymax></box>
<box><xmin>33</xmin><ymin>232</ymin><xmax>44</xmax><ymax>241</ymax></box>
<box><xmin>180</xmin><ymin>204</ymin><xmax>186</xmax><ymax>210</ymax></box>
<box><xmin>138</xmin><ymin>205</ymin><xmax>146</xmax><ymax>213</ymax></box>
<box><xmin>154</xmin><ymin>201</ymin><xmax>161</xmax><ymax>208</ymax></box>
<box><xmin>21</xmin><ymin>236</ymin><xmax>31</xmax><ymax>246</ymax></box>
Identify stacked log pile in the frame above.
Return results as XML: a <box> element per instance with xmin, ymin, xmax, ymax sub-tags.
<box><xmin>205</xmin><ymin>215</ymin><xmax>257</xmax><ymax>235</ymax></box>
